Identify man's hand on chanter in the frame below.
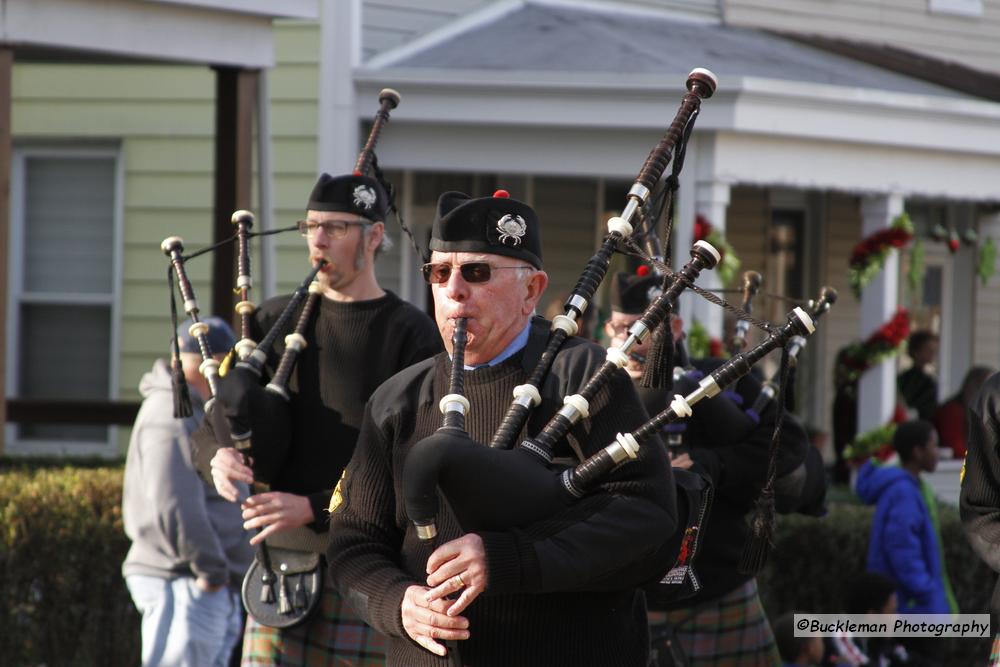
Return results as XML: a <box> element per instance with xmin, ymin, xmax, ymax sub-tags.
<box><xmin>401</xmin><ymin>585</ymin><xmax>470</xmax><ymax>657</ymax></box>
<box><xmin>424</xmin><ymin>533</ymin><xmax>488</xmax><ymax>617</ymax></box>
<box><xmin>210</xmin><ymin>446</ymin><xmax>254</xmax><ymax>502</ymax></box>
<box><xmin>241</xmin><ymin>491</ymin><xmax>315</xmax><ymax>545</ymax></box>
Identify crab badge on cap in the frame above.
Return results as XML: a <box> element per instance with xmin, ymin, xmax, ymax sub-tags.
<box><xmin>353</xmin><ymin>184</ymin><xmax>377</xmax><ymax>211</ymax></box>
<box><xmin>306</xmin><ymin>173</ymin><xmax>389</xmax><ymax>221</ymax></box>
<box><xmin>496</xmin><ymin>214</ymin><xmax>527</xmax><ymax>246</ymax></box>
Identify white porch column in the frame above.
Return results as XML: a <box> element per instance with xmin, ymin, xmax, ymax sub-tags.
<box><xmin>857</xmin><ymin>193</ymin><xmax>904</xmax><ymax>433</ymax></box>
<box><xmin>317</xmin><ymin>0</ymin><xmax>359</xmax><ymax>174</ymax></box>
<box><xmin>673</xmin><ymin>139</ymin><xmax>697</xmax><ymax>327</ymax></box>
<box><xmin>690</xmin><ymin>180</ymin><xmax>730</xmax><ymax>339</ymax></box>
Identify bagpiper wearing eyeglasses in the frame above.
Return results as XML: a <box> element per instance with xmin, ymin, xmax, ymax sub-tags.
<box><xmin>206</xmin><ymin>172</ymin><xmax>442</xmax><ymax>666</ymax></box>
<box><xmin>326</xmin><ymin>189</ymin><xmax>675</xmax><ymax>667</ymax></box>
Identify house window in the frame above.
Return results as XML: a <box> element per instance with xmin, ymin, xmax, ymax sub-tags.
<box><xmin>6</xmin><ymin>147</ymin><xmax>122</xmax><ymax>454</ymax></box>
<box><xmin>928</xmin><ymin>0</ymin><xmax>983</xmax><ymax>17</ymax></box>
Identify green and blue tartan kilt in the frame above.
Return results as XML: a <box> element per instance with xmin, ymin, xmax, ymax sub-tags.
<box><xmin>242</xmin><ymin>580</ymin><xmax>387</xmax><ymax>667</ymax></box>
<box><xmin>647</xmin><ymin>579</ymin><xmax>781</xmax><ymax>667</ymax></box>
<box><xmin>989</xmin><ymin>632</ymin><xmax>1000</xmax><ymax>667</ymax></box>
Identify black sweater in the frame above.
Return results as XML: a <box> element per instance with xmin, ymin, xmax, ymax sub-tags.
<box><xmin>960</xmin><ymin>371</ymin><xmax>1000</xmax><ymax>612</ymax></box>
<box><xmin>327</xmin><ymin>319</ymin><xmax>677</xmax><ymax>667</ymax></box>
<box><xmin>249</xmin><ymin>290</ymin><xmax>442</xmax><ymax>530</ymax></box>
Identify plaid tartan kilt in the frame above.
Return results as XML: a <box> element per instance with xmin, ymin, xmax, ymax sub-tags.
<box><xmin>647</xmin><ymin>579</ymin><xmax>781</xmax><ymax>667</ymax></box>
<box><xmin>242</xmin><ymin>578</ymin><xmax>387</xmax><ymax>667</ymax></box>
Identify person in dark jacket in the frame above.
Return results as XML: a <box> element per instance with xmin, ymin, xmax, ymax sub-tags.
<box><xmin>960</xmin><ymin>369</ymin><xmax>1000</xmax><ymax>667</ymax></box>
<box><xmin>856</xmin><ymin>420</ymin><xmax>956</xmax><ymax>615</ymax></box>
<box><xmin>897</xmin><ymin>331</ymin><xmax>939</xmax><ymax>421</ymax></box>
<box><xmin>326</xmin><ymin>190</ymin><xmax>677</xmax><ymax>666</ymax></box>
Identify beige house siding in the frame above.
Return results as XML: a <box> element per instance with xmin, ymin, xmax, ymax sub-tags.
<box><xmin>819</xmin><ymin>192</ymin><xmax>863</xmax><ymax>432</ymax></box>
<box><xmin>726</xmin><ymin>186</ymin><xmax>769</xmax><ymax>298</ymax></box>
<box><xmin>268</xmin><ymin>19</ymin><xmax>325</xmax><ymax>297</ymax></box>
<box><xmin>973</xmin><ymin>214</ymin><xmax>1000</xmax><ymax>367</ymax></box>
<box><xmin>12</xmin><ymin>63</ymin><xmax>217</xmax><ymax>402</ymax></box>
<box><xmin>724</xmin><ymin>186</ymin><xmax>862</xmax><ymax>436</ymax></box>
<box><xmin>533</xmin><ymin>176</ymin><xmax>602</xmax><ymax>318</ymax></box>
<box><xmin>724</xmin><ymin>0</ymin><xmax>1000</xmax><ymax>75</ymax></box>
<box><xmin>8</xmin><ymin>19</ymin><xmax>336</xmax><ymax>404</ymax></box>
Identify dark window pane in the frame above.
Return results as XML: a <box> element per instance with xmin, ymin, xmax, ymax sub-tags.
<box><xmin>19</xmin><ymin>303</ymin><xmax>111</xmax><ymax>400</ymax></box>
<box><xmin>24</xmin><ymin>157</ymin><xmax>115</xmax><ymax>294</ymax></box>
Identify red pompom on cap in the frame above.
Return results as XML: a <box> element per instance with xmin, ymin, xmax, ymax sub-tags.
<box><xmin>636</xmin><ymin>265</ymin><xmax>651</xmax><ymax>277</ymax></box>
<box><xmin>493</xmin><ymin>189</ymin><xmax>510</xmax><ymax>199</ymax></box>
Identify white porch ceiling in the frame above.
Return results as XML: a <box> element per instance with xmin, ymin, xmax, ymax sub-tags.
<box><xmin>0</xmin><ymin>0</ymin><xmax>318</xmax><ymax>67</ymax></box>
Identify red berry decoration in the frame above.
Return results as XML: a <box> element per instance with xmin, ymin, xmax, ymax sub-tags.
<box><xmin>693</xmin><ymin>214</ymin><xmax>713</xmax><ymax>242</ymax></box>
<box><xmin>636</xmin><ymin>265</ymin><xmax>651</xmax><ymax>277</ymax></box>
<box><xmin>948</xmin><ymin>238</ymin><xmax>961</xmax><ymax>253</ymax></box>
<box><xmin>493</xmin><ymin>189</ymin><xmax>510</xmax><ymax>199</ymax></box>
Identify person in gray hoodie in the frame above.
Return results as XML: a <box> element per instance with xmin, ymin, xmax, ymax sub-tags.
<box><xmin>123</xmin><ymin>316</ymin><xmax>253</xmax><ymax>667</ymax></box>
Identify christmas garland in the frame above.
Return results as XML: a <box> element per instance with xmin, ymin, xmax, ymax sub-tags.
<box><xmin>929</xmin><ymin>222</ymin><xmax>976</xmax><ymax>254</ymax></box>
<box><xmin>843</xmin><ymin>422</ymin><xmax>897</xmax><ymax>462</ymax></box>
<box><xmin>834</xmin><ymin>308</ymin><xmax>910</xmax><ymax>391</ymax></box>
<box><xmin>687</xmin><ymin>318</ymin><xmax>724</xmax><ymax>360</ymax></box>
<box><xmin>694</xmin><ymin>215</ymin><xmax>740</xmax><ymax>287</ymax></box>
<box><xmin>979</xmin><ymin>237</ymin><xmax>997</xmax><ymax>286</ymax></box>
<box><xmin>927</xmin><ymin>222</ymin><xmax>996</xmax><ymax>284</ymax></box>
<box><xmin>848</xmin><ymin>212</ymin><xmax>914</xmax><ymax>298</ymax></box>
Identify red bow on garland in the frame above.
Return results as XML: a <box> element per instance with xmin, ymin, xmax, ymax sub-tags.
<box><xmin>848</xmin><ymin>213</ymin><xmax>914</xmax><ymax>298</ymax></box>
<box><xmin>834</xmin><ymin>308</ymin><xmax>910</xmax><ymax>391</ymax></box>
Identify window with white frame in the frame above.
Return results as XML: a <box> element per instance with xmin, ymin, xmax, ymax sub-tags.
<box><xmin>6</xmin><ymin>146</ymin><xmax>122</xmax><ymax>454</ymax></box>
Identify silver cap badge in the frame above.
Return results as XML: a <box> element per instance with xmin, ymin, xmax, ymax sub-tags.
<box><xmin>496</xmin><ymin>214</ymin><xmax>527</xmax><ymax>246</ymax></box>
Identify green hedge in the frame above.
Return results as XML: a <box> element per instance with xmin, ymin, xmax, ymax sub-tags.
<box><xmin>0</xmin><ymin>464</ymin><xmax>139</xmax><ymax>666</ymax></box>
<box><xmin>0</xmin><ymin>464</ymin><xmax>994</xmax><ymax>665</ymax></box>
<box><xmin>760</xmin><ymin>501</ymin><xmax>994</xmax><ymax>664</ymax></box>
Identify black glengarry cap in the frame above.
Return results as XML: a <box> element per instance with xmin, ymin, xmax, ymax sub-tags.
<box><xmin>307</xmin><ymin>173</ymin><xmax>389</xmax><ymax>222</ymax></box>
<box><xmin>430</xmin><ymin>189</ymin><xmax>543</xmax><ymax>269</ymax></box>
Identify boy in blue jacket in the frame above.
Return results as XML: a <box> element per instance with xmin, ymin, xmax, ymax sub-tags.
<box><xmin>855</xmin><ymin>420</ymin><xmax>957</xmax><ymax>616</ymax></box>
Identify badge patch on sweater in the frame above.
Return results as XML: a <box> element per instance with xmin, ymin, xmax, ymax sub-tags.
<box><xmin>328</xmin><ymin>470</ymin><xmax>347</xmax><ymax>514</ymax></box>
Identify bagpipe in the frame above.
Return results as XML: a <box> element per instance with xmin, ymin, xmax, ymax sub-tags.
<box><xmin>163</xmin><ymin>88</ymin><xmax>403</xmax><ymax>628</ymax></box>
<box><xmin>400</xmin><ymin>67</ymin><xmax>833</xmax><ymax>601</ymax></box>
<box><xmin>662</xmin><ymin>284</ymin><xmax>836</xmax><ymax>516</ymax></box>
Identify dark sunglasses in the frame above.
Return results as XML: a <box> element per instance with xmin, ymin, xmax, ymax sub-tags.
<box><xmin>421</xmin><ymin>262</ymin><xmax>527</xmax><ymax>284</ymax></box>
